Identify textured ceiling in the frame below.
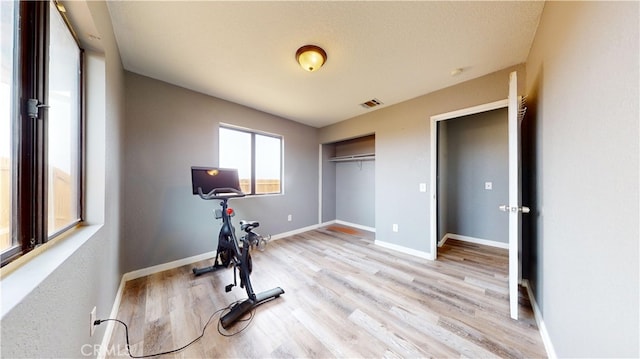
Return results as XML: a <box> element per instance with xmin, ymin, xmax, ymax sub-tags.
<box><xmin>104</xmin><ymin>1</ymin><xmax>544</xmax><ymax>128</ymax></box>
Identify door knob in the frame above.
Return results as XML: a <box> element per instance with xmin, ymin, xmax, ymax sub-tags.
<box><xmin>499</xmin><ymin>205</ymin><xmax>530</xmax><ymax>213</ymax></box>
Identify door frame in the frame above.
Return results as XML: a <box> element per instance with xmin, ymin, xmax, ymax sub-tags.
<box><xmin>429</xmin><ymin>99</ymin><xmax>509</xmax><ymax>260</ymax></box>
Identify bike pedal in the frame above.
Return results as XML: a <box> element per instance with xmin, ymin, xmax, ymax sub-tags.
<box><xmin>225</xmin><ymin>284</ymin><xmax>234</xmax><ymax>292</ymax></box>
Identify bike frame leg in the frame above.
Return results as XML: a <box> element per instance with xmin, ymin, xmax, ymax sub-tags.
<box><xmin>220</xmin><ymin>286</ymin><xmax>285</xmax><ymax>329</ymax></box>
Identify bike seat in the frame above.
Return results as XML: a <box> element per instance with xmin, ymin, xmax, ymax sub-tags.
<box><xmin>239</xmin><ymin>220</ymin><xmax>260</xmax><ymax>231</ymax></box>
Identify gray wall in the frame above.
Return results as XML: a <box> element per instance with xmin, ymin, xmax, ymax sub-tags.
<box><xmin>335</xmin><ymin>160</ymin><xmax>375</xmax><ymax>228</ymax></box>
<box><xmin>1</xmin><ymin>1</ymin><xmax>125</xmax><ymax>357</ymax></box>
<box><xmin>319</xmin><ymin>64</ymin><xmax>525</xmax><ymax>254</ymax></box>
<box><xmin>122</xmin><ymin>72</ymin><xmax>319</xmax><ymax>273</ymax></box>
<box><xmin>438</xmin><ymin>108</ymin><xmax>508</xmax><ymax>243</ymax></box>
<box><xmin>525</xmin><ymin>2</ymin><xmax>639</xmax><ymax>357</ymax></box>
<box><xmin>324</xmin><ymin>135</ymin><xmax>376</xmax><ymax>228</ymax></box>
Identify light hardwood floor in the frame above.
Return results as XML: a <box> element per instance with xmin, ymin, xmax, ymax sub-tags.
<box><xmin>107</xmin><ymin>226</ymin><xmax>547</xmax><ymax>358</ymax></box>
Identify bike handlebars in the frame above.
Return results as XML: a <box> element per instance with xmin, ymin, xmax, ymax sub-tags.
<box><xmin>197</xmin><ymin>187</ymin><xmax>246</xmax><ymax>200</ymax></box>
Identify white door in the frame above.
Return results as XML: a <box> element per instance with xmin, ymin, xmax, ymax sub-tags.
<box><xmin>503</xmin><ymin>71</ymin><xmax>529</xmax><ymax>320</ymax></box>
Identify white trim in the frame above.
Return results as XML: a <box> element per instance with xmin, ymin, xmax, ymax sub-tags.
<box><xmin>271</xmin><ymin>222</ymin><xmax>332</xmax><ymax>240</ymax></box>
<box><xmin>437</xmin><ymin>234</ymin><xmax>448</xmax><ymax>247</ymax></box>
<box><xmin>429</xmin><ymin>99</ymin><xmax>509</xmax><ymax>261</ymax></box>
<box><xmin>123</xmin><ymin>250</ymin><xmax>217</xmax><ymax>282</ymax></box>
<box><xmin>430</xmin><ymin>115</ymin><xmax>438</xmax><ymax>260</ymax></box>
<box><xmin>507</xmin><ymin>71</ymin><xmax>519</xmax><ymax>320</ymax></box>
<box><xmin>431</xmin><ymin>99</ymin><xmax>509</xmax><ymax>121</ymax></box>
<box><xmin>374</xmin><ymin>240</ymin><xmax>432</xmax><ymax>260</ymax></box>
<box><xmin>96</xmin><ymin>276</ymin><xmax>127</xmax><ymax>359</ymax></box>
<box><xmin>318</xmin><ymin>143</ymin><xmax>323</xmax><ymax>225</ymax></box>
<box><xmin>442</xmin><ymin>233</ymin><xmax>509</xmax><ymax>249</ymax></box>
<box><xmin>334</xmin><ymin>220</ymin><xmax>376</xmax><ymax>233</ymax></box>
<box><xmin>523</xmin><ymin>280</ymin><xmax>557</xmax><ymax>359</ymax></box>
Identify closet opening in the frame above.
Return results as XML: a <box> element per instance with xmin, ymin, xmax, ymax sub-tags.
<box><xmin>320</xmin><ymin>134</ymin><xmax>375</xmax><ymax>233</ymax></box>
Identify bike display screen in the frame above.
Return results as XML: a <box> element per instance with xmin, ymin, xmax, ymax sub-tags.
<box><xmin>191</xmin><ymin>167</ymin><xmax>242</xmax><ymax>195</ymax></box>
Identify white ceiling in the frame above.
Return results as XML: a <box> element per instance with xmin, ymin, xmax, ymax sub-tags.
<box><xmin>103</xmin><ymin>1</ymin><xmax>544</xmax><ymax>128</ymax></box>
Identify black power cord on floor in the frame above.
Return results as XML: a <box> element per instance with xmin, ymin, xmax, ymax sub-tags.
<box><xmin>95</xmin><ymin>301</ymin><xmax>255</xmax><ymax>358</ymax></box>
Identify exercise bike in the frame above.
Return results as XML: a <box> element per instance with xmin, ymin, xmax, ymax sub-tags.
<box><xmin>191</xmin><ymin>167</ymin><xmax>284</xmax><ymax>329</ymax></box>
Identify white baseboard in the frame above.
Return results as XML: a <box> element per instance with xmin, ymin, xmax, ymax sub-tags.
<box><xmin>523</xmin><ymin>279</ymin><xmax>557</xmax><ymax>359</ymax></box>
<box><xmin>374</xmin><ymin>239</ymin><xmax>432</xmax><ymax>260</ymax></box>
<box><xmin>442</xmin><ymin>233</ymin><xmax>509</xmax><ymax>249</ymax></box>
<box><xmin>123</xmin><ymin>250</ymin><xmax>218</xmax><ymax>282</ymax></box>
<box><xmin>97</xmin><ymin>276</ymin><xmax>126</xmax><ymax>359</ymax></box>
<box><xmin>270</xmin><ymin>222</ymin><xmax>330</xmax><ymax>240</ymax></box>
<box><xmin>334</xmin><ymin>220</ymin><xmax>376</xmax><ymax>233</ymax></box>
<box><xmin>438</xmin><ymin>234</ymin><xmax>449</xmax><ymax>247</ymax></box>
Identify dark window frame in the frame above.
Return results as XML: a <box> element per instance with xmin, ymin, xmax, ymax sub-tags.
<box><xmin>219</xmin><ymin>125</ymin><xmax>283</xmax><ymax>196</ymax></box>
<box><xmin>1</xmin><ymin>0</ymin><xmax>84</xmax><ymax>267</ymax></box>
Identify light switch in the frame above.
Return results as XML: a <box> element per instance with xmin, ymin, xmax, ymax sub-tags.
<box><xmin>419</xmin><ymin>183</ymin><xmax>427</xmax><ymax>192</ymax></box>
<box><xmin>485</xmin><ymin>182</ymin><xmax>493</xmax><ymax>190</ymax></box>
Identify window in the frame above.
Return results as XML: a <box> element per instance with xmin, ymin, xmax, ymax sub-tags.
<box><xmin>47</xmin><ymin>1</ymin><xmax>81</xmax><ymax>236</ymax></box>
<box><xmin>1</xmin><ymin>1</ymin><xmax>83</xmax><ymax>266</ymax></box>
<box><xmin>219</xmin><ymin>126</ymin><xmax>282</xmax><ymax>195</ymax></box>
<box><xmin>1</xmin><ymin>0</ymin><xmax>15</xmax><ymax>255</ymax></box>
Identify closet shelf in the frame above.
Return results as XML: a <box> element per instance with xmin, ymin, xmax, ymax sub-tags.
<box><xmin>328</xmin><ymin>153</ymin><xmax>375</xmax><ymax>162</ymax></box>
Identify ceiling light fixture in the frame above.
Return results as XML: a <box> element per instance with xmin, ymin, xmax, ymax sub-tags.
<box><xmin>296</xmin><ymin>45</ymin><xmax>327</xmax><ymax>72</ymax></box>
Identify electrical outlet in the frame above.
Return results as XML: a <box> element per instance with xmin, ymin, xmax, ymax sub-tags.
<box><xmin>392</xmin><ymin>224</ymin><xmax>398</xmax><ymax>232</ymax></box>
<box><xmin>287</xmin><ymin>214</ymin><xmax>292</xmax><ymax>222</ymax></box>
<box><xmin>90</xmin><ymin>306</ymin><xmax>96</xmax><ymax>337</ymax></box>
<box><xmin>485</xmin><ymin>182</ymin><xmax>493</xmax><ymax>190</ymax></box>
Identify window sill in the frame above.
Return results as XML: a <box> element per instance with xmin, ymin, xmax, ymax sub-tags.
<box><xmin>0</xmin><ymin>223</ymin><xmax>102</xmax><ymax>319</ymax></box>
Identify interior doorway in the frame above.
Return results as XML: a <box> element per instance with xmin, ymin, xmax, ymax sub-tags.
<box><xmin>436</xmin><ymin>107</ymin><xmax>509</xmax><ymax>252</ymax></box>
<box><xmin>430</xmin><ymin>99</ymin><xmax>509</xmax><ymax>259</ymax></box>
<box><xmin>431</xmin><ymin>72</ymin><xmax>525</xmax><ymax>320</ymax></box>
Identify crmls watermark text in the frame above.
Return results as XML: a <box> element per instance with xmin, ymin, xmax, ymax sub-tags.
<box><xmin>80</xmin><ymin>344</ymin><xmax>136</xmax><ymax>357</ymax></box>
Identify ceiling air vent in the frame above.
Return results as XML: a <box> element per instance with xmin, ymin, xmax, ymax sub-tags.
<box><xmin>360</xmin><ymin>98</ymin><xmax>383</xmax><ymax>109</ymax></box>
